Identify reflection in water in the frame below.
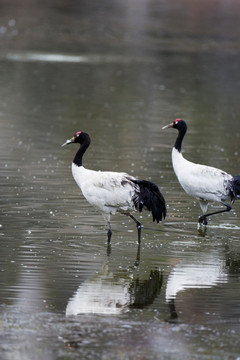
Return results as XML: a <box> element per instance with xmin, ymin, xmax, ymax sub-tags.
<box><xmin>165</xmin><ymin>250</ymin><xmax>228</xmax><ymax>320</ymax></box>
<box><xmin>4</xmin><ymin>51</ymin><xmax>156</xmax><ymax>64</ymax></box>
<box><xmin>66</xmin><ymin>262</ymin><xmax>130</xmax><ymax>315</ymax></box>
<box><xmin>1</xmin><ymin>0</ymin><xmax>240</xmax><ymax>357</ymax></box>
<box><xmin>66</xmin><ymin>246</ymin><xmax>162</xmax><ymax>316</ymax></box>
<box><xmin>166</xmin><ymin>257</ymin><xmax>227</xmax><ymax>301</ymax></box>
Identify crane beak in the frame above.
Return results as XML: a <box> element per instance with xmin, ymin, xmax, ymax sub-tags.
<box><xmin>61</xmin><ymin>137</ymin><xmax>74</xmax><ymax>147</ymax></box>
<box><xmin>162</xmin><ymin>122</ymin><xmax>174</xmax><ymax>130</ymax></box>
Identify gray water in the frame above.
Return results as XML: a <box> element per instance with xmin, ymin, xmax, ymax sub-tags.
<box><xmin>1</xmin><ymin>0</ymin><xmax>240</xmax><ymax>359</ymax></box>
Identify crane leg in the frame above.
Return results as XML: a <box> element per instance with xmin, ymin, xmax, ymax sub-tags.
<box><xmin>107</xmin><ymin>222</ymin><xmax>112</xmax><ymax>244</ymax></box>
<box><xmin>198</xmin><ymin>203</ymin><xmax>232</xmax><ymax>225</ymax></box>
<box><xmin>129</xmin><ymin>214</ymin><xmax>142</xmax><ymax>244</ymax></box>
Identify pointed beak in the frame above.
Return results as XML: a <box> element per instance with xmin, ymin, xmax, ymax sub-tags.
<box><xmin>162</xmin><ymin>122</ymin><xmax>174</xmax><ymax>130</ymax></box>
<box><xmin>61</xmin><ymin>137</ymin><xmax>74</xmax><ymax>147</ymax></box>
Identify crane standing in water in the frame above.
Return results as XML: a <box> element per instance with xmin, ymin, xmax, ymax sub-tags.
<box><xmin>62</xmin><ymin>131</ymin><xmax>166</xmax><ymax>243</ymax></box>
<box><xmin>162</xmin><ymin>119</ymin><xmax>240</xmax><ymax>225</ymax></box>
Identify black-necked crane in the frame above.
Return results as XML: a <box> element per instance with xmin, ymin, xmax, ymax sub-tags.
<box><xmin>62</xmin><ymin>131</ymin><xmax>166</xmax><ymax>243</ymax></box>
<box><xmin>162</xmin><ymin>119</ymin><xmax>240</xmax><ymax>225</ymax></box>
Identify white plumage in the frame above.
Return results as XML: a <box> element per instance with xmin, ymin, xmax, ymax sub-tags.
<box><xmin>63</xmin><ymin>131</ymin><xmax>166</xmax><ymax>243</ymax></box>
<box><xmin>172</xmin><ymin>148</ymin><xmax>232</xmax><ymax>208</ymax></box>
<box><xmin>163</xmin><ymin>119</ymin><xmax>240</xmax><ymax>224</ymax></box>
<box><xmin>72</xmin><ymin>165</ymin><xmax>136</xmax><ymax>215</ymax></box>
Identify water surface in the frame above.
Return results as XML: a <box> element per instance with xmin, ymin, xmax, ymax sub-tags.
<box><xmin>1</xmin><ymin>1</ymin><xmax>240</xmax><ymax>359</ymax></box>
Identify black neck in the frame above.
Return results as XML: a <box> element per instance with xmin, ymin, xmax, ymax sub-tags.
<box><xmin>174</xmin><ymin>125</ymin><xmax>187</xmax><ymax>152</ymax></box>
<box><xmin>73</xmin><ymin>141</ymin><xmax>89</xmax><ymax>167</ymax></box>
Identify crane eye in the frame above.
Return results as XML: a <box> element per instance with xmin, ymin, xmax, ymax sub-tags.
<box><xmin>174</xmin><ymin>119</ymin><xmax>181</xmax><ymax>125</ymax></box>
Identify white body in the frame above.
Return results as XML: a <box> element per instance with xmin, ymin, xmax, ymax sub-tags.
<box><xmin>172</xmin><ymin>147</ymin><xmax>232</xmax><ymax>213</ymax></box>
<box><xmin>72</xmin><ymin>163</ymin><xmax>137</xmax><ymax>218</ymax></box>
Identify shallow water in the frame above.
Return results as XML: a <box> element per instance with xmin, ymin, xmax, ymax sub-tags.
<box><xmin>1</xmin><ymin>1</ymin><xmax>240</xmax><ymax>359</ymax></box>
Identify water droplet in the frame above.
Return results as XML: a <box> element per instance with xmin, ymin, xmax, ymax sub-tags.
<box><xmin>8</xmin><ymin>19</ymin><xmax>16</xmax><ymax>27</ymax></box>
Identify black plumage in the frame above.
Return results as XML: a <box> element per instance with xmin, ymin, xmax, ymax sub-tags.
<box><xmin>131</xmin><ymin>179</ymin><xmax>166</xmax><ymax>222</ymax></box>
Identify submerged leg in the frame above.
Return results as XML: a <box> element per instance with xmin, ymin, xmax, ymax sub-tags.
<box><xmin>129</xmin><ymin>214</ymin><xmax>142</xmax><ymax>244</ymax></box>
<box><xmin>198</xmin><ymin>215</ymin><xmax>208</xmax><ymax>225</ymax></box>
<box><xmin>103</xmin><ymin>214</ymin><xmax>112</xmax><ymax>244</ymax></box>
<box><xmin>135</xmin><ymin>244</ymin><xmax>141</xmax><ymax>266</ymax></box>
<box><xmin>107</xmin><ymin>221</ymin><xmax>112</xmax><ymax>244</ymax></box>
<box><xmin>199</xmin><ymin>203</ymin><xmax>232</xmax><ymax>225</ymax></box>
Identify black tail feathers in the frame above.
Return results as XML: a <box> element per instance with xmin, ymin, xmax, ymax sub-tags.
<box><xmin>231</xmin><ymin>176</ymin><xmax>240</xmax><ymax>200</ymax></box>
<box><xmin>131</xmin><ymin>179</ymin><xmax>166</xmax><ymax>222</ymax></box>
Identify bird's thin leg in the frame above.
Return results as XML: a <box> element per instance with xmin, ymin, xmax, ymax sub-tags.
<box><xmin>134</xmin><ymin>244</ymin><xmax>141</xmax><ymax>267</ymax></box>
<box><xmin>107</xmin><ymin>242</ymin><xmax>111</xmax><ymax>257</ymax></box>
<box><xmin>129</xmin><ymin>214</ymin><xmax>142</xmax><ymax>244</ymax></box>
<box><xmin>107</xmin><ymin>221</ymin><xmax>112</xmax><ymax>244</ymax></box>
<box><xmin>199</xmin><ymin>203</ymin><xmax>232</xmax><ymax>225</ymax></box>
